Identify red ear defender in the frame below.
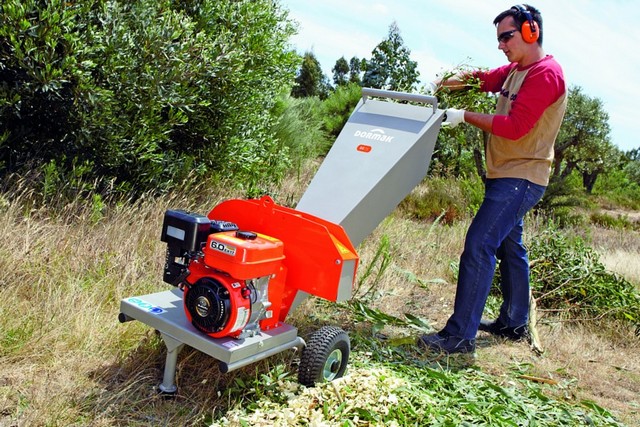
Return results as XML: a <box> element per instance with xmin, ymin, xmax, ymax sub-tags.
<box><xmin>512</xmin><ymin>4</ymin><xmax>539</xmax><ymax>44</ymax></box>
<box><xmin>521</xmin><ymin>19</ymin><xmax>539</xmax><ymax>43</ymax></box>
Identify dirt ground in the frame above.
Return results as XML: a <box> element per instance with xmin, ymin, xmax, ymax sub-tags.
<box><xmin>480</xmin><ymin>323</ymin><xmax>639</xmax><ymax>425</ymax></box>
<box><xmin>351</xmin><ymin>202</ymin><xmax>640</xmax><ymax>425</ymax></box>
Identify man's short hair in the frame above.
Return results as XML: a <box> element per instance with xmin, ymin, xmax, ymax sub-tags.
<box><xmin>494</xmin><ymin>4</ymin><xmax>543</xmax><ymax>45</ymax></box>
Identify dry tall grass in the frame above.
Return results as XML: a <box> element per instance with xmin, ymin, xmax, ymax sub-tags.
<box><xmin>589</xmin><ymin>226</ymin><xmax>640</xmax><ymax>287</ymax></box>
<box><xmin>1</xmin><ymin>174</ymin><xmax>639</xmax><ymax>426</ymax></box>
<box><xmin>0</xmin><ymin>184</ymin><xmax>241</xmax><ymax>425</ymax></box>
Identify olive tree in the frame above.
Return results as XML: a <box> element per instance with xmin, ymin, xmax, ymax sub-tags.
<box><xmin>1</xmin><ymin>0</ymin><xmax>299</xmax><ymax>198</ymax></box>
<box><xmin>552</xmin><ymin>86</ymin><xmax>613</xmax><ymax>193</ymax></box>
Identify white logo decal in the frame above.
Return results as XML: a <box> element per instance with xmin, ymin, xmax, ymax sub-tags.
<box><xmin>354</xmin><ymin>128</ymin><xmax>395</xmax><ymax>143</ymax></box>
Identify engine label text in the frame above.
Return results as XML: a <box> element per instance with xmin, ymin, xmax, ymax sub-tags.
<box><xmin>210</xmin><ymin>240</ymin><xmax>237</xmax><ymax>256</ymax></box>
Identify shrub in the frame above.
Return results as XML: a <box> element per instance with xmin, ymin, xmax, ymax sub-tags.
<box><xmin>536</xmin><ymin>172</ymin><xmax>589</xmax><ymax>226</ymax></box>
<box><xmin>459</xmin><ymin>174</ymin><xmax>484</xmax><ymax>214</ymax></box>
<box><xmin>592</xmin><ymin>167</ymin><xmax>640</xmax><ymax>210</ymax></box>
<box><xmin>400</xmin><ymin>176</ymin><xmax>481</xmax><ymax>224</ymax></box>
<box><xmin>0</xmin><ymin>0</ymin><xmax>91</xmax><ymax>176</ymax></box>
<box><xmin>546</xmin><ymin>206</ymin><xmax>588</xmax><ymax>229</ymax></box>
<box><xmin>0</xmin><ymin>0</ymin><xmax>300</xmax><ymax>198</ymax></box>
<box><xmin>270</xmin><ymin>94</ymin><xmax>330</xmax><ymax>175</ymax></box>
<box><xmin>590</xmin><ymin>211</ymin><xmax>635</xmax><ymax>230</ymax></box>
<box><xmin>527</xmin><ymin>223</ymin><xmax>640</xmax><ymax>329</ymax></box>
<box><xmin>321</xmin><ymin>82</ymin><xmax>362</xmax><ymax>138</ymax></box>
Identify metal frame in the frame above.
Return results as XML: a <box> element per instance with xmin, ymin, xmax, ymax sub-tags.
<box><xmin>119</xmin><ymin>289</ymin><xmax>304</xmax><ymax>393</ymax></box>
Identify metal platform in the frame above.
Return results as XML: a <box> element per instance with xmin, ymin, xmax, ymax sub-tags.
<box><xmin>119</xmin><ymin>288</ymin><xmax>304</xmax><ymax>393</ymax></box>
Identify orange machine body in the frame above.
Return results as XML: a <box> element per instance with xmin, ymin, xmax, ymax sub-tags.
<box><xmin>183</xmin><ymin>258</ymin><xmax>287</xmax><ymax>338</ymax></box>
<box><xmin>203</xmin><ymin>231</ymin><xmax>285</xmax><ymax>279</ymax></box>
<box><xmin>209</xmin><ymin>195</ymin><xmax>359</xmax><ymax>321</ymax></box>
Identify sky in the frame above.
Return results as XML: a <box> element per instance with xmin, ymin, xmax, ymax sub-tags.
<box><xmin>280</xmin><ymin>0</ymin><xmax>640</xmax><ymax>152</ymax></box>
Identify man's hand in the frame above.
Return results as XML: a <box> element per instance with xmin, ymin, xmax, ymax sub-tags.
<box><xmin>443</xmin><ymin>108</ymin><xmax>465</xmax><ymax>128</ymax></box>
<box><xmin>425</xmin><ymin>81</ymin><xmax>438</xmax><ymax>95</ymax></box>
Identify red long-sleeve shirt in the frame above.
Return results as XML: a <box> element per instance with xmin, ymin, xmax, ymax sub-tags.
<box><xmin>475</xmin><ymin>55</ymin><xmax>567</xmax><ymax>186</ymax></box>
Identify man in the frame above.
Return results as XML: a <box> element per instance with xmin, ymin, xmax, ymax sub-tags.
<box><xmin>418</xmin><ymin>4</ymin><xmax>567</xmax><ymax>354</ymax></box>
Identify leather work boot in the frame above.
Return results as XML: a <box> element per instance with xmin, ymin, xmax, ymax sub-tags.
<box><xmin>417</xmin><ymin>330</ymin><xmax>476</xmax><ymax>355</ymax></box>
<box><xmin>478</xmin><ymin>318</ymin><xmax>529</xmax><ymax>341</ymax></box>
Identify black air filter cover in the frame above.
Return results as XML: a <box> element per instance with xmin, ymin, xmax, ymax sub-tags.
<box><xmin>161</xmin><ymin>209</ymin><xmax>211</xmax><ymax>252</ymax></box>
<box><xmin>210</xmin><ymin>220</ymin><xmax>239</xmax><ymax>234</ymax></box>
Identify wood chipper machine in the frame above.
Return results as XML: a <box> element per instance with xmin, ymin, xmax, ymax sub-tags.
<box><xmin>118</xmin><ymin>88</ymin><xmax>445</xmax><ymax>393</ymax></box>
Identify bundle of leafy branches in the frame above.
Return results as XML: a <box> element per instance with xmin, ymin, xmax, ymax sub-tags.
<box><xmin>526</xmin><ymin>224</ymin><xmax>640</xmax><ymax>332</ymax></box>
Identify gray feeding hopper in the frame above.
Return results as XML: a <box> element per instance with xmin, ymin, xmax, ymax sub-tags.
<box><xmin>296</xmin><ymin>87</ymin><xmax>445</xmax><ymax>247</ymax></box>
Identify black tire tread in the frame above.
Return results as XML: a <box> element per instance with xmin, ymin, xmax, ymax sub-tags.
<box><xmin>298</xmin><ymin>326</ymin><xmax>350</xmax><ymax>387</ymax></box>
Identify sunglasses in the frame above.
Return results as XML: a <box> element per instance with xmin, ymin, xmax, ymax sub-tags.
<box><xmin>497</xmin><ymin>29</ymin><xmax>519</xmax><ymax>43</ymax></box>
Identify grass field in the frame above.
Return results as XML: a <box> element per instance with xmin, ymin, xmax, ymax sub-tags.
<box><xmin>0</xmin><ymin>174</ymin><xmax>638</xmax><ymax>426</ymax></box>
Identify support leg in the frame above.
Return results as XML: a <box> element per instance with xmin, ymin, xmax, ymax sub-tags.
<box><xmin>158</xmin><ymin>333</ymin><xmax>185</xmax><ymax>394</ymax></box>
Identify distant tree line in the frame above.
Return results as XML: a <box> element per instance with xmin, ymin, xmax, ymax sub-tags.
<box><xmin>2</xmin><ymin>1</ymin><xmax>638</xmax><ymax>209</ymax></box>
<box><xmin>289</xmin><ymin>23</ymin><xmax>640</xmax><ymax>210</ymax></box>
<box><xmin>291</xmin><ymin>22</ymin><xmax>420</xmax><ymax>99</ymax></box>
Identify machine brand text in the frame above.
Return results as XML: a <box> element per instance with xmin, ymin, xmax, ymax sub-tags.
<box><xmin>354</xmin><ymin>128</ymin><xmax>395</xmax><ymax>143</ymax></box>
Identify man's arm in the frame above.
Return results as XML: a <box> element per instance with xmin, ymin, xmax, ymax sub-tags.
<box><xmin>464</xmin><ymin>111</ymin><xmax>494</xmax><ymax>134</ymax></box>
<box><xmin>437</xmin><ymin>76</ymin><xmax>470</xmax><ymax>91</ymax></box>
<box><xmin>437</xmin><ymin>65</ymin><xmax>516</xmax><ymax>134</ymax></box>
<box><xmin>436</xmin><ymin>70</ymin><xmax>499</xmax><ymax>133</ymax></box>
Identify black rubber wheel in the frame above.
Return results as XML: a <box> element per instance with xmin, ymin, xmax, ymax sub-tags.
<box><xmin>298</xmin><ymin>326</ymin><xmax>350</xmax><ymax>387</ymax></box>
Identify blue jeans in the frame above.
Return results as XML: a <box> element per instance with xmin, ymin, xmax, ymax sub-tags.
<box><xmin>443</xmin><ymin>178</ymin><xmax>546</xmax><ymax>340</ymax></box>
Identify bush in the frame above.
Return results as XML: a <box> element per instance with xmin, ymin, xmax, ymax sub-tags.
<box><xmin>459</xmin><ymin>174</ymin><xmax>484</xmax><ymax>214</ymax></box>
<box><xmin>590</xmin><ymin>211</ymin><xmax>636</xmax><ymax>230</ymax></box>
<box><xmin>527</xmin><ymin>223</ymin><xmax>640</xmax><ymax>329</ymax></box>
<box><xmin>321</xmin><ymin>82</ymin><xmax>362</xmax><ymax>138</ymax></box>
<box><xmin>592</xmin><ymin>167</ymin><xmax>640</xmax><ymax>210</ymax></box>
<box><xmin>270</xmin><ymin>94</ymin><xmax>330</xmax><ymax>175</ymax></box>
<box><xmin>0</xmin><ymin>0</ymin><xmax>299</xmax><ymax>198</ymax></box>
<box><xmin>536</xmin><ymin>172</ymin><xmax>589</xmax><ymax>226</ymax></box>
<box><xmin>400</xmin><ymin>176</ymin><xmax>482</xmax><ymax>224</ymax></box>
<box><xmin>0</xmin><ymin>0</ymin><xmax>89</xmax><ymax>176</ymax></box>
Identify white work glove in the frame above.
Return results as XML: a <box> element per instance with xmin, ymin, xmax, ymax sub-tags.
<box><xmin>443</xmin><ymin>108</ymin><xmax>465</xmax><ymax>128</ymax></box>
<box><xmin>425</xmin><ymin>81</ymin><xmax>438</xmax><ymax>95</ymax></box>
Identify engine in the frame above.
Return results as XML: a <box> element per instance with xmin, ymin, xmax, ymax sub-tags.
<box><xmin>160</xmin><ymin>210</ymin><xmax>286</xmax><ymax>339</ymax></box>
